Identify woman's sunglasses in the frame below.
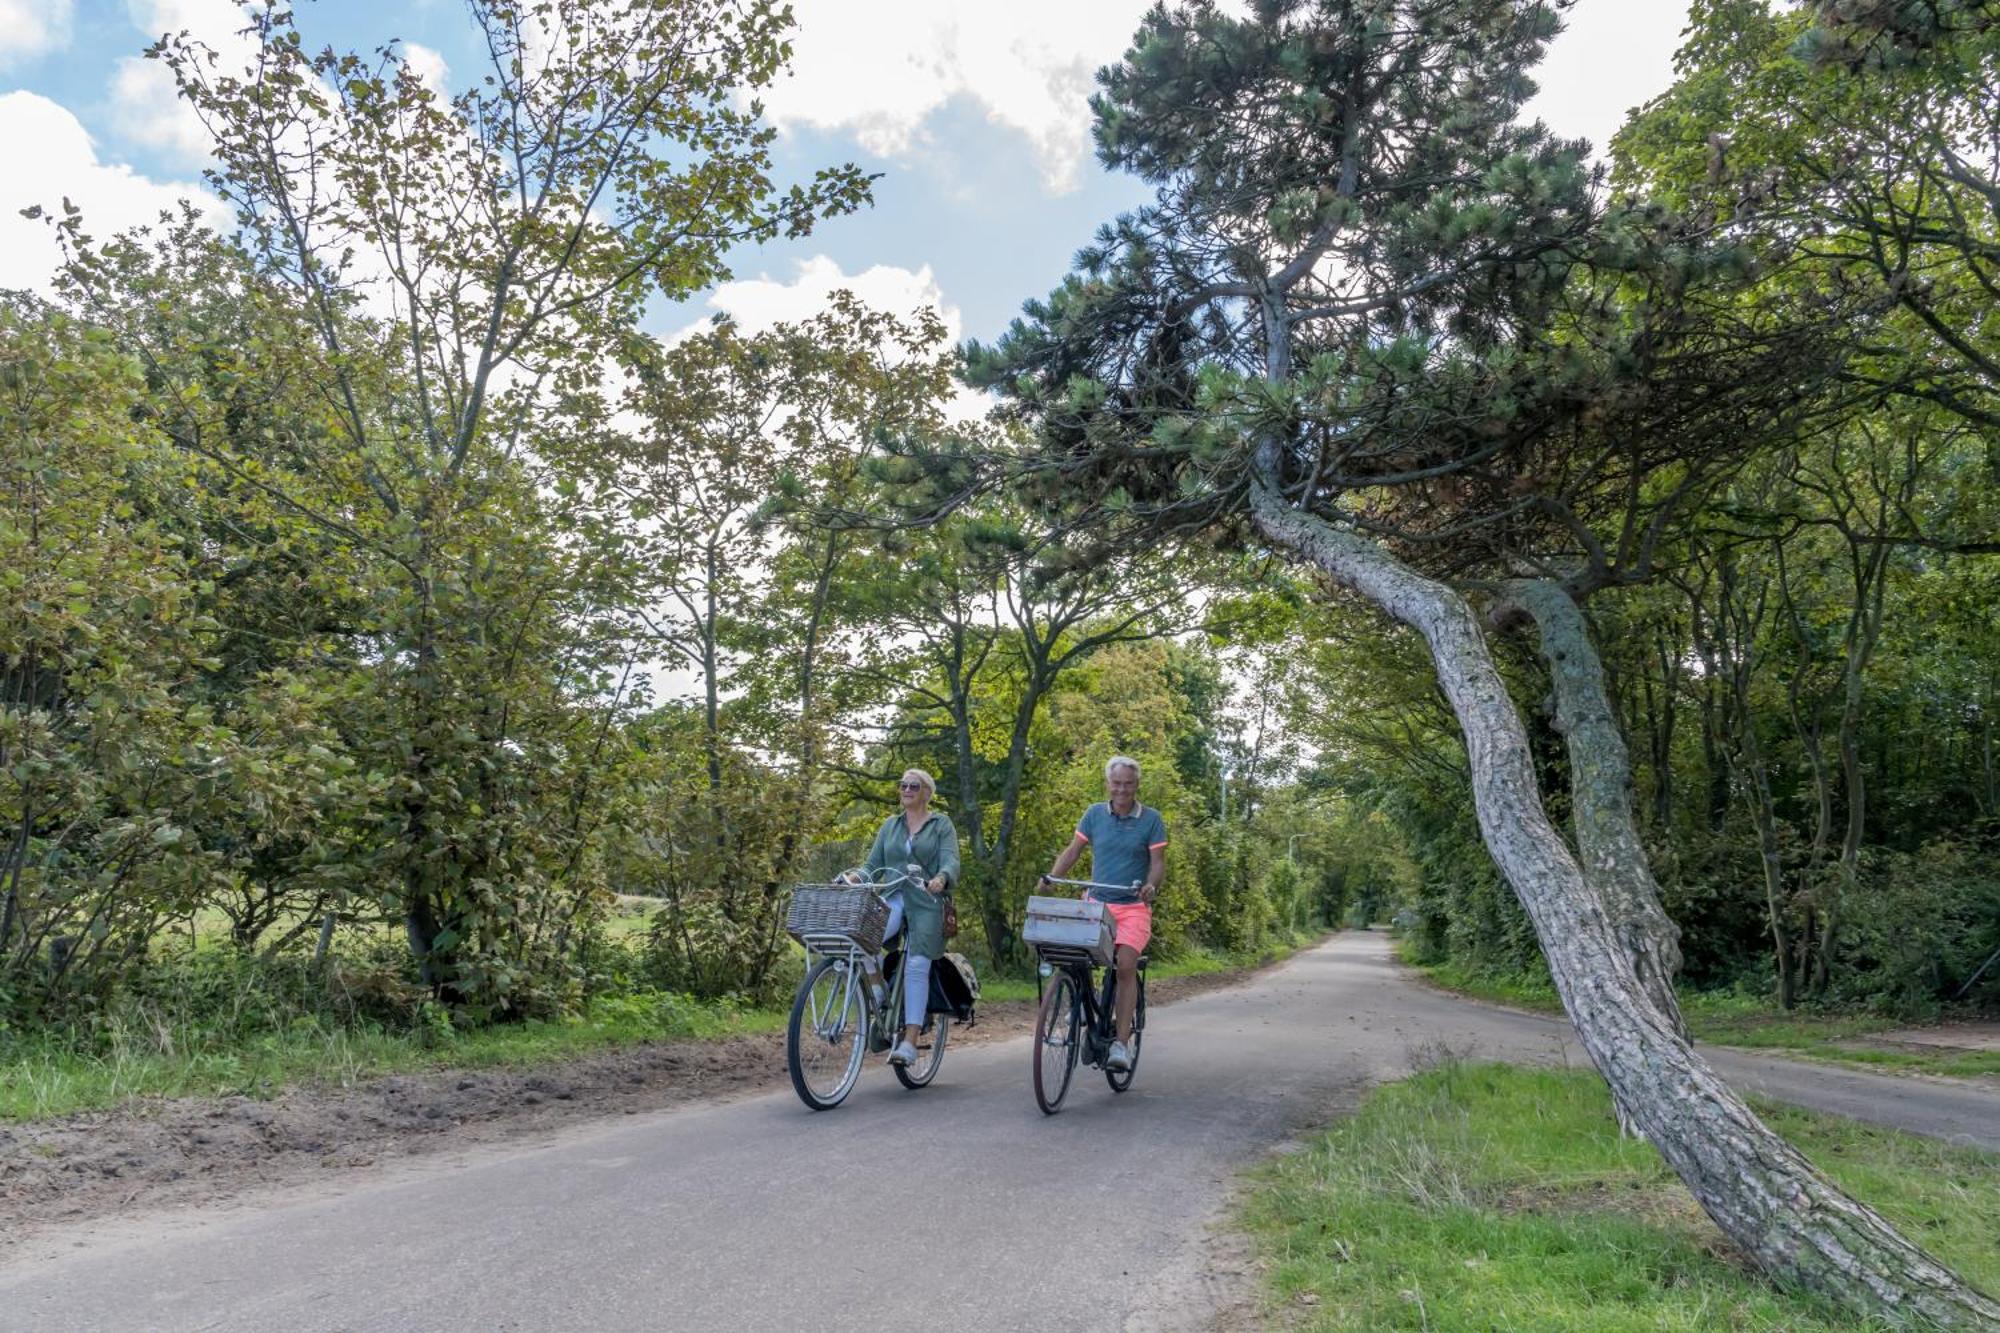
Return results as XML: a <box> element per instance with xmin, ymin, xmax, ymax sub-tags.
<box><xmin>898</xmin><ymin>782</ymin><xmax>924</xmax><ymax>791</ymax></box>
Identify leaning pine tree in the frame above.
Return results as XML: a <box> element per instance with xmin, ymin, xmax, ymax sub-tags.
<box><xmin>961</xmin><ymin>1</ymin><xmax>2000</xmax><ymax>1324</ymax></box>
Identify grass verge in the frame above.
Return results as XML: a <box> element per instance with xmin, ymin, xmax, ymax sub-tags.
<box><xmin>0</xmin><ymin>930</ymin><xmax>1323</xmax><ymax>1122</ymax></box>
<box><xmin>0</xmin><ymin>990</ymin><xmax>783</xmax><ymax>1122</ymax></box>
<box><xmin>1407</xmin><ymin>951</ymin><xmax>2000</xmax><ymax>1080</ymax></box>
<box><xmin>1241</xmin><ymin>1062</ymin><xmax>2000</xmax><ymax>1330</ymax></box>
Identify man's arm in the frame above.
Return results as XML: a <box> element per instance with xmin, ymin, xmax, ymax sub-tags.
<box><xmin>1141</xmin><ymin>844</ymin><xmax>1165</xmax><ymax>904</ymax></box>
<box><xmin>1041</xmin><ymin>832</ymin><xmax>1087</xmax><ymax>885</ymax></box>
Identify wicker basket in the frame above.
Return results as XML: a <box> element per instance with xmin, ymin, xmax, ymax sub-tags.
<box><xmin>785</xmin><ymin>884</ymin><xmax>889</xmax><ymax>953</ymax></box>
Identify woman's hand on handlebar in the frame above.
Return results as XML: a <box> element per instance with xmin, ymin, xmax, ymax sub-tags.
<box><xmin>926</xmin><ymin>874</ymin><xmax>946</xmax><ymax>895</ymax></box>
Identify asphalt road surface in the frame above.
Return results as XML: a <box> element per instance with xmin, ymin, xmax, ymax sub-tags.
<box><xmin>3</xmin><ymin>931</ymin><xmax>1993</xmax><ymax>1332</ymax></box>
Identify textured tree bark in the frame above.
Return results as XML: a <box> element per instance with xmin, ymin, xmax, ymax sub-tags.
<box><xmin>1500</xmin><ymin>580</ymin><xmax>1687</xmax><ymax>1042</ymax></box>
<box><xmin>1249</xmin><ymin>478</ymin><xmax>2000</xmax><ymax>1328</ymax></box>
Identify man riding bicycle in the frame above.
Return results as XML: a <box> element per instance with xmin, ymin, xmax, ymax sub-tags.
<box><xmin>1039</xmin><ymin>755</ymin><xmax>1165</xmax><ymax>1073</ymax></box>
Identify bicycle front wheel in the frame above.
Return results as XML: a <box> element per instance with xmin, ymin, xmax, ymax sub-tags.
<box><xmin>1107</xmin><ymin>969</ymin><xmax>1145</xmax><ymax>1093</ymax></box>
<box><xmin>788</xmin><ymin>956</ymin><xmax>867</xmax><ymax>1110</ymax></box>
<box><xmin>1033</xmin><ymin>968</ymin><xmax>1081</xmax><ymax>1115</ymax></box>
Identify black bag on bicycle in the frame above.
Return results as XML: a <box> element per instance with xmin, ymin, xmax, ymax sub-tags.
<box><xmin>929</xmin><ymin>951</ymin><xmax>979</xmax><ymax>1026</ymax></box>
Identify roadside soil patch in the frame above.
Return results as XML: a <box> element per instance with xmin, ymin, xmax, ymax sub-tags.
<box><xmin>0</xmin><ymin>962</ymin><xmax>1266</xmax><ymax>1255</ymax></box>
<box><xmin>1844</xmin><ymin>1022</ymin><xmax>2000</xmax><ymax>1054</ymax></box>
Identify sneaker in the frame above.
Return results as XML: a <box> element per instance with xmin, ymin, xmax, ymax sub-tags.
<box><xmin>1105</xmin><ymin>1040</ymin><xmax>1132</xmax><ymax>1072</ymax></box>
<box><xmin>888</xmin><ymin>1040</ymin><xmax>917</xmax><ymax>1067</ymax></box>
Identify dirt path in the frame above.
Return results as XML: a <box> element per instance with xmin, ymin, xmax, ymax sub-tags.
<box><xmin>0</xmin><ymin>962</ymin><xmax>1264</xmax><ymax>1256</ymax></box>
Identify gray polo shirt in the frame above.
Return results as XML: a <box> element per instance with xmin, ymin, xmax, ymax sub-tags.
<box><xmin>1075</xmin><ymin>801</ymin><xmax>1168</xmax><ymax>903</ymax></box>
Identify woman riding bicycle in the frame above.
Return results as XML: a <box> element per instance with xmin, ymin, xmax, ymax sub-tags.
<box><xmin>860</xmin><ymin>768</ymin><xmax>960</xmax><ymax>1067</ymax></box>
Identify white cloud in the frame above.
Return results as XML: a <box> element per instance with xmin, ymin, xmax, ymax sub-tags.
<box><xmin>109</xmin><ymin>0</ymin><xmax>259</xmax><ymax>167</ymax></box>
<box><xmin>760</xmin><ymin>1</ymin><xmax>1158</xmax><ymax>195</ymax></box>
<box><xmin>1524</xmin><ymin>0</ymin><xmax>1694</xmax><ymax>163</ymax></box>
<box><xmin>764</xmin><ymin>1</ymin><xmax>1683</xmax><ymax>194</ymax></box>
<box><xmin>690</xmin><ymin>254</ymin><xmax>963</xmax><ymax>341</ymax></box>
<box><xmin>402</xmin><ymin>41</ymin><xmax>449</xmax><ymax>96</ymax></box>
<box><xmin>0</xmin><ymin>0</ymin><xmax>74</xmax><ymax>66</ymax></box>
<box><xmin>0</xmin><ymin>92</ymin><xmax>220</xmax><ymax>295</ymax></box>
<box><xmin>672</xmin><ymin>255</ymin><xmax>989</xmax><ymax>422</ymax></box>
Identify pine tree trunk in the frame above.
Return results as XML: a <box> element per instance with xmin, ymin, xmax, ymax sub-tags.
<box><xmin>1501</xmin><ymin>580</ymin><xmax>1687</xmax><ymax>1041</ymax></box>
<box><xmin>1249</xmin><ymin>480</ymin><xmax>2000</xmax><ymax>1328</ymax></box>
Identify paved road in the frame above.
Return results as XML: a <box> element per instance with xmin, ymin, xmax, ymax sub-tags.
<box><xmin>2</xmin><ymin>932</ymin><xmax>1994</xmax><ymax>1332</ymax></box>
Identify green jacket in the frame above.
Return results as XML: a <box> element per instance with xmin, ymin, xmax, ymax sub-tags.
<box><xmin>864</xmin><ymin>810</ymin><xmax>961</xmax><ymax>960</ymax></box>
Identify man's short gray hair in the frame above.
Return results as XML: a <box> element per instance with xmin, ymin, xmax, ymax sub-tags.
<box><xmin>1104</xmin><ymin>755</ymin><xmax>1141</xmax><ymax>782</ymax></box>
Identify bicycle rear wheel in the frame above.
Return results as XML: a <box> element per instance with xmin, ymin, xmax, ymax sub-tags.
<box><xmin>1033</xmin><ymin>968</ymin><xmax>1081</xmax><ymax>1115</ymax></box>
<box><xmin>894</xmin><ymin>1010</ymin><xmax>949</xmax><ymax>1089</ymax></box>
<box><xmin>787</xmin><ymin>956</ymin><xmax>867</xmax><ymax>1110</ymax></box>
<box><xmin>1106</xmin><ymin>969</ymin><xmax>1146</xmax><ymax>1093</ymax></box>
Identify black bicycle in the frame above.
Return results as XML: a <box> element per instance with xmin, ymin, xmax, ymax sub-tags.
<box><xmin>1028</xmin><ymin>878</ymin><xmax>1147</xmax><ymax>1115</ymax></box>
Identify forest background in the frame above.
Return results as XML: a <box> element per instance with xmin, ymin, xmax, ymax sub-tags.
<box><xmin>1</xmin><ymin>0</ymin><xmax>1995</xmax><ymax>1102</ymax></box>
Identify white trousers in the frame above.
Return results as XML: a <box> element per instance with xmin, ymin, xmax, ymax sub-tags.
<box><xmin>878</xmin><ymin>895</ymin><xmax>932</xmax><ymax>1026</ymax></box>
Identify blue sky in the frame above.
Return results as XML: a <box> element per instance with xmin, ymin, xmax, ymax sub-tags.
<box><xmin>1</xmin><ymin>0</ymin><xmax>1693</xmax><ymax>348</ymax></box>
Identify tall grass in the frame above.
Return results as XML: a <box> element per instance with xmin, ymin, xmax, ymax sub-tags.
<box><xmin>0</xmin><ymin>944</ymin><xmax>783</xmax><ymax>1121</ymax></box>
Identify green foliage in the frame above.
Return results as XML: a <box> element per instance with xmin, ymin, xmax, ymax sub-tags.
<box><xmin>1</xmin><ymin>0</ymin><xmax>883</xmax><ymax>1032</ymax></box>
<box><xmin>618</xmin><ymin>713</ymin><xmax>810</xmax><ymax>1004</ymax></box>
<box><xmin>4</xmin><ymin>0</ymin><xmax>881</xmax><ymax>1025</ymax></box>
<box><xmin>2</xmin><ymin>306</ymin><xmax>251</xmax><ymax>1011</ymax></box>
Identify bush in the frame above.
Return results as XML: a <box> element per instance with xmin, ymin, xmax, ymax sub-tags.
<box><xmin>1833</xmin><ymin>838</ymin><xmax>2000</xmax><ymax>1015</ymax></box>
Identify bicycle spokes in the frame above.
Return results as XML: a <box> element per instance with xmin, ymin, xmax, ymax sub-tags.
<box><xmin>788</xmin><ymin>957</ymin><xmax>868</xmax><ymax>1110</ymax></box>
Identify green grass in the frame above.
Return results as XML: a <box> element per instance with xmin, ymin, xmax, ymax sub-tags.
<box><xmin>0</xmin><ymin>989</ymin><xmax>783</xmax><ymax>1122</ymax></box>
<box><xmin>1406</xmin><ymin>950</ymin><xmax>2000</xmax><ymax>1080</ymax></box>
<box><xmin>1241</xmin><ymin>1062</ymin><xmax>2000</xmax><ymax>1330</ymax></box>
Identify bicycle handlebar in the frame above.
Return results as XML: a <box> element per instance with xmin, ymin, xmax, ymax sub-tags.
<box><xmin>1038</xmin><ymin>876</ymin><xmax>1140</xmax><ymax>893</ymax></box>
<box><xmin>835</xmin><ymin>865</ymin><xmax>944</xmax><ymax>895</ymax></box>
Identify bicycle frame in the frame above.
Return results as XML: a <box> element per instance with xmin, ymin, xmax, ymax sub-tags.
<box><xmin>1035</xmin><ymin>877</ymin><xmax>1144</xmax><ymax>1056</ymax></box>
<box><xmin>796</xmin><ymin>934</ymin><xmax>912</xmax><ymax>1052</ymax></box>
<box><xmin>1044</xmin><ymin>956</ymin><xmax>1141</xmax><ymax>1065</ymax></box>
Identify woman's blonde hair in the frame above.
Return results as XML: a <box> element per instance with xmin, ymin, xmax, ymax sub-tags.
<box><xmin>900</xmin><ymin>768</ymin><xmax>937</xmax><ymax>799</ymax></box>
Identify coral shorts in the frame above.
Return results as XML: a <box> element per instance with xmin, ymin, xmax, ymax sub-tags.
<box><xmin>1086</xmin><ymin>897</ymin><xmax>1152</xmax><ymax>955</ymax></box>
